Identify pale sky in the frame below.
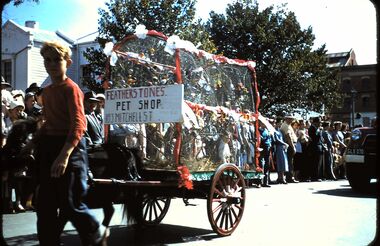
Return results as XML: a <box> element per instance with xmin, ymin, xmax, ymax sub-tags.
<box><xmin>2</xmin><ymin>0</ymin><xmax>377</xmax><ymax>65</ymax></box>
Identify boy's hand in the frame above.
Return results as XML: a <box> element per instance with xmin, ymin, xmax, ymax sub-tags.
<box><xmin>51</xmin><ymin>154</ymin><xmax>69</xmax><ymax>177</ymax></box>
<box><xmin>51</xmin><ymin>142</ymin><xmax>75</xmax><ymax>178</ymax></box>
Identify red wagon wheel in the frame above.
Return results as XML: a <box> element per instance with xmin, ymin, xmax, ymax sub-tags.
<box><xmin>207</xmin><ymin>163</ymin><xmax>246</xmax><ymax>236</ymax></box>
<box><xmin>141</xmin><ymin>195</ymin><xmax>171</xmax><ymax>225</ymax></box>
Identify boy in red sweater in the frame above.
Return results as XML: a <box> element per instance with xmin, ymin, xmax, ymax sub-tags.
<box><xmin>35</xmin><ymin>41</ymin><xmax>107</xmax><ymax>245</ymax></box>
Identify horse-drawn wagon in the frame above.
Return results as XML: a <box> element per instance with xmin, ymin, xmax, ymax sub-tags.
<box><xmin>88</xmin><ymin>25</ymin><xmax>265</xmax><ymax>237</ymax></box>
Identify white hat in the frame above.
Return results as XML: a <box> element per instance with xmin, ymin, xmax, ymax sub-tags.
<box><xmin>9</xmin><ymin>100</ymin><xmax>25</xmax><ymax>110</ymax></box>
<box><xmin>1</xmin><ymin>89</ymin><xmax>13</xmax><ymax>107</ymax></box>
<box><xmin>1</xmin><ymin>76</ymin><xmax>12</xmax><ymax>88</ymax></box>
<box><xmin>11</xmin><ymin>89</ymin><xmax>25</xmax><ymax>99</ymax></box>
<box><xmin>96</xmin><ymin>93</ymin><xmax>106</xmax><ymax>100</ymax></box>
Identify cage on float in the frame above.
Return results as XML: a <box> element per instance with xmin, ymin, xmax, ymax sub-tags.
<box><xmin>103</xmin><ymin>28</ymin><xmax>262</xmax><ymax>174</ymax></box>
<box><xmin>100</xmin><ymin>27</ymin><xmax>264</xmax><ymax>236</ymax></box>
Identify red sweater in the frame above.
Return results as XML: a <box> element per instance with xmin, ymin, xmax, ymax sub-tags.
<box><xmin>40</xmin><ymin>78</ymin><xmax>87</xmax><ymax>146</ymax></box>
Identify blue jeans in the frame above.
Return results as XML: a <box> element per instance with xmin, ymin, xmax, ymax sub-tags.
<box><xmin>36</xmin><ymin>136</ymin><xmax>99</xmax><ymax>245</ymax></box>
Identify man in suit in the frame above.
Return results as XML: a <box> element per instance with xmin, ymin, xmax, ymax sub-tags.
<box><xmin>84</xmin><ymin>91</ymin><xmax>104</xmax><ymax>146</ymax></box>
<box><xmin>308</xmin><ymin>117</ymin><xmax>324</xmax><ymax>181</ymax></box>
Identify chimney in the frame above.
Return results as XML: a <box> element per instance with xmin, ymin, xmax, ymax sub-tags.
<box><xmin>25</xmin><ymin>21</ymin><xmax>39</xmax><ymax>29</ymax></box>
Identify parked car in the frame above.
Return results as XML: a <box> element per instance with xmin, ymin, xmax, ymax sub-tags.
<box><xmin>344</xmin><ymin>126</ymin><xmax>377</xmax><ymax>190</ymax></box>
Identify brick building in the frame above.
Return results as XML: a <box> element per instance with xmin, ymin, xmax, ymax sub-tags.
<box><xmin>327</xmin><ymin>50</ymin><xmax>377</xmax><ymax>127</ymax></box>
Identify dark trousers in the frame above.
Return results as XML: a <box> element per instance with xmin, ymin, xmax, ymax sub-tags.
<box><xmin>1</xmin><ymin>178</ymin><xmax>6</xmax><ymax>246</ymax></box>
<box><xmin>36</xmin><ymin>136</ymin><xmax>99</xmax><ymax>245</ymax></box>
<box><xmin>285</xmin><ymin>148</ymin><xmax>295</xmax><ymax>180</ymax></box>
<box><xmin>310</xmin><ymin>152</ymin><xmax>323</xmax><ymax>180</ymax></box>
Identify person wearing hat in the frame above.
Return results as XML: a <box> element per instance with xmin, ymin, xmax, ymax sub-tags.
<box><xmin>332</xmin><ymin>120</ymin><xmax>346</xmax><ymax>179</ymax></box>
<box><xmin>25</xmin><ymin>83</ymin><xmax>41</xmax><ymax>94</ymax></box>
<box><xmin>2</xmin><ymin>100</ymin><xmax>28</xmax><ymax>213</ymax></box>
<box><xmin>2</xmin><ymin>100</ymin><xmax>27</xmax><ymax>146</ymax></box>
<box><xmin>258</xmin><ymin>120</ymin><xmax>273</xmax><ymax>187</ymax></box>
<box><xmin>8</xmin><ymin>100</ymin><xmax>27</xmax><ymax>122</ymax></box>
<box><xmin>11</xmin><ymin>90</ymin><xmax>25</xmax><ymax>102</ymax></box>
<box><xmin>1</xmin><ymin>99</ymin><xmax>27</xmax><ymax>143</ymax></box>
<box><xmin>24</xmin><ymin>92</ymin><xmax>36</xmax><ymax>117</ymax></box>
<box><xmin>1</xmin><ymin>76</ymin><xmax>12</xmax><ymax>90</ymax></box>
<box><xmin>34</xmin><ymin>87</ymin><xmax>44</xmax><ymax>107</ymax></box>
<box><xmin>321</xmin><ymin>121</ymin><xmax>337</xmax><ymax>181</ymax></box>
<box><xmin>1</xmin><ymin>89</ymin><xmax>14</xmax><ymax>148</ymax></box>
<box><xmin>280</xmin><ymin>115</ymin><xmax>299</xmax><ymax>183</ymax></box>
<box><xmin>294</xmin><ymin>119</ymin><xmax>310</xmax><ymax>181</ymax></box>
<box><xmin>83</xmin><ymin>91</ymin><xmax>104</xmax><ymax>146</ymax></box>
<box><xmin>95</xmin><ymin>93</ymin><xmax>105</xmax><ymax>123</ymax></box>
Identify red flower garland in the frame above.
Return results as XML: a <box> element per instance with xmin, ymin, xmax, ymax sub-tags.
<box><xmin>177</xmin><ymin>165</ymin><xmax>193</xmax><ymax>190</ymax></box>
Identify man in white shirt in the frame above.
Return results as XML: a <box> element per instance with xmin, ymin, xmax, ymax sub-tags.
<box><xmin>280</xmin><ymin>115</ymin><xmax>299</xmax><ymax>183</ymax></box>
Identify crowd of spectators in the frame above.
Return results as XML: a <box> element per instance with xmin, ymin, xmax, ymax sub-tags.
<box><xmin>0</xmin><ymin>73</ymin><xmax>358</xmax><ymax>215</ymax></box>
<box><xmin>258</xmin><ymin>115</ymin><xmax>351</xmax><ymax>188</ymax></box>
<box><xmin>1</xmin><ymin>73</ymin><xmax>149</xmax><ymax>215</ymax></box>
<box><xmin>1</xmin><ymin>77</ymin><xmax>110</xmax><ymax>214</ymax></box>
<box><xmin>1</xmin><ymin>79</ymin><xmax>44</xmax><ymax>214</ymax></box>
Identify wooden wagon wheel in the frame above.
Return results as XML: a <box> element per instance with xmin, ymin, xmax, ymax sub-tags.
<box><xmin>141</xmin><ymin>195</ymin><xmax>171</xmax><ymax>225</ymax></box>
<box><xmin>207</xmin><ymin>163</ymin><xmax>246</xmax><ymax>236</ymax></box>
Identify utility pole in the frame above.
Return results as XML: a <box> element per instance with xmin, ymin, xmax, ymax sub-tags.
<box><xmin>351</xmin><ymin>89</ymin><xmax>357</xmax><ymax>128</ymax></box>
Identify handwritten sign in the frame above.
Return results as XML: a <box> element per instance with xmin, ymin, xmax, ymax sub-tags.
<box><xmin>104</xmin><ymin>84</ymin><xmax>184</xmax><ymax>124</ymax></box>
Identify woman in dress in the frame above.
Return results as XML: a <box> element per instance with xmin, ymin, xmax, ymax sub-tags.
<box><xmin>273</xmin><ymin>118</ymin><xmax>289</xmax><ymax>184</ymax></box>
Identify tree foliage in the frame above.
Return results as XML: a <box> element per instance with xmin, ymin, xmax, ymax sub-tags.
<box><xmin>84</xmin><ymin>0</ymin><xmax>340</xmax><ymax>117</ymax></box>
<box><xmin>1</xmin><ymin>0</ymin><xmax>39</xmax><ymax>22</ymax></box>
<box><xmin>83</xmin><ymin>0</ymin><xmax>214</xmax><ymax>91</ymax></box>
<box><xmin>1</xmin><ymin>0</ymin><xmax>39</xmax><ymax>10</ymax></box>
<box><xmin>206</xmin><ymin>0</ymin><xmax>340</xmax><ymax>116</ymax></box>
<box><xmin>97</xmin><ymin>0</ymin><xmax>196</xmax><ymax>41</ymax></box>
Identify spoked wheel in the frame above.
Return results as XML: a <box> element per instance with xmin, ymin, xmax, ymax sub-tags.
<box><xmin>207</xmin><ymin>163</ymin><xmax>246</xmax><ymax>236</ymax></box>
<box><xmin>141</xmin><ymin>195</ymin><xmax>171</xmax><ymax>225</ymax></box>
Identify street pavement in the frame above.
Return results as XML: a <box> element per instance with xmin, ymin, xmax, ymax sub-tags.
<box><xmin>3</xmin><ymin>175</ymin><xmax>378</xmax><ymax>246</ymax></box>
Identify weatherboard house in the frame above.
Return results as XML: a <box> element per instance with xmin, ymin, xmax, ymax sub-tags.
<box><xmin>1</xmin><ymin>20</ymin><xmax>98</xmax><ymax>90</ymax></box>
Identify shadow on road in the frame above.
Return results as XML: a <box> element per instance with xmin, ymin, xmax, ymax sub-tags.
<box><xmin>5</xmin><ymin>223</ymin><xmax>218</xmax><ymax>246</ymax></box>
<box><xmin>313</xmin><ymin>182</ymin><xmax>378</xmax><ymax>198</ymax></box>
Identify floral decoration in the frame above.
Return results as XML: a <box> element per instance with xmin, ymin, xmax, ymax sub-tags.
<box><xmin>177</xmin><ymin>165</ymin><xmax>193</xmax><ymax>190</ymax></box>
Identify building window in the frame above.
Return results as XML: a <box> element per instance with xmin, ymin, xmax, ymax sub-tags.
<box><xmin>342</xmin><ymin>78</ymin><xmax>351</xmax><ymax>91</ymax></box>
<box><xmin>343</xmin><ymin>97</ymin><xmax>351</xmax><ymax>110</ymax></box>
<box><xmin>362</xmin><ymin>96</ymin><xmax>370</xmax><ymax>107</ymax></box>
<box><xmin>1</xmin><ymin>60</ymin><xmax>12</xmax><ymax>85</ymax></box>
<box><xmin>361</xmin><ymin>77</ymin><xmax>370</xmax><ymax>90</ymax></box>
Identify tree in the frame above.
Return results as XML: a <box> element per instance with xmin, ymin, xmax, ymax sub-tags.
<box><xmin>206</xmin><ymin>0</ymin><xmax>341</xmax><ymax>117</ymax></box>
<box><xmin>84</xmin><ymin>0</ymin><xmax>215</xmax><ymax>91</ymax></box>
<box><xmin>1</xmin><ymin>0</ymin><xmax>39</xmax><ymax>10</ymax></box>
<box><xmin>179</xmin><ymin>19</ymin><xmax>217</xmax><ymax>53</ymax></box>
<box><xmin>1</xmin><ymin>0</ymin><xmax>39</xmax><ymax>18</ymax></box>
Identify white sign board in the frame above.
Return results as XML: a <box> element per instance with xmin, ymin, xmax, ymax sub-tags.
<box><xmin>104</xmin><ymin>84</ymin><xmax>184</xmax><ymax>124</ymax></box>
